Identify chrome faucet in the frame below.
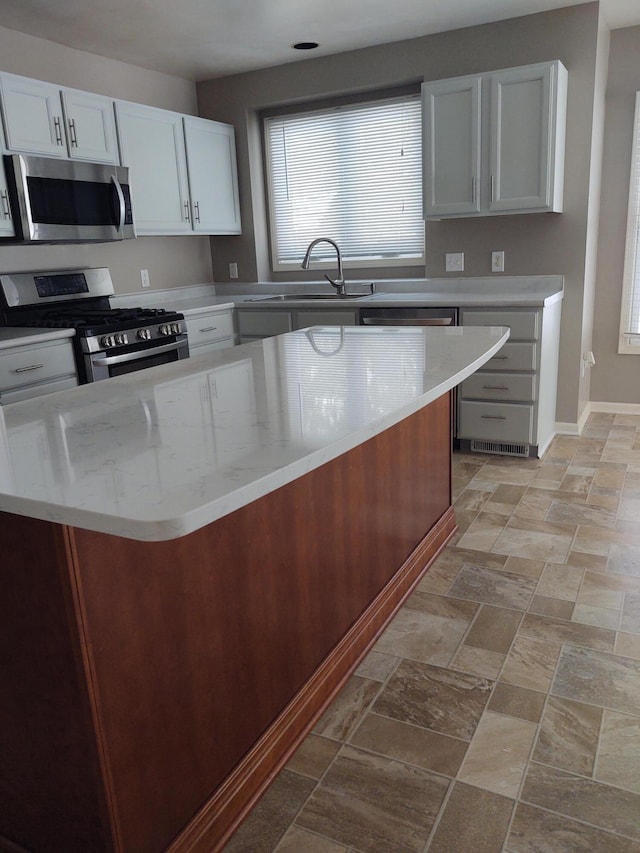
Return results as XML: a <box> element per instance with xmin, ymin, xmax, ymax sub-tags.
<box><xmin>301</xmin><ymin>237</ymin><xmax>346</xmax><ymax>296</ymax></box>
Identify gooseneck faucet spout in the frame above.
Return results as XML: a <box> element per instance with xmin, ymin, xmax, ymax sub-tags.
<box><xmin>301</xmin><ymin>237</ymin><xmax>346</xmax><ymax>296</ymax></box>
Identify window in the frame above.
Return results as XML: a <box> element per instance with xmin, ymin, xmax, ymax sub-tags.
<box><xmin>619</xmin><ymin>91</ymin><xmax>640</xmax><ymax>354</ymax></box>
<box><xmin>264</xmin><ymin>93</ymin><xmax>423</xmax><ymax>271</ymax></box>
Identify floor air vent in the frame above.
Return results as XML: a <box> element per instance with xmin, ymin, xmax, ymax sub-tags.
<box><xmin>470</xmin><ymin>439</ymin><xmax>530</xmax><ymax>458</ymax></box>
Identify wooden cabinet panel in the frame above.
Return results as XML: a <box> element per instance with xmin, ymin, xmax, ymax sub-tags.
<box><xmin>0</xmin><ymin>394</ymin><xmax>454</xmax><ymax>853</ymax></box>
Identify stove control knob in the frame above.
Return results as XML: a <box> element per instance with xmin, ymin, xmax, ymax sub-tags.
<box><xmin>159</xmin><ymin>324</ymin><xmax>170</xmax><ymax>336</ymax></box>
<box><xmin>137</xmin><ymin>328</ymin><xmax>151</xmax><ymax>341</ymax></box>
<box><xmin>100</xmin><ymin>335</ymin><xmax>115</xmax><ymax>348</ymax></box>
<box><xmin>115</xmin><ymin>333</ymin><xmax>128</xmax><ymax>346</ymax></box>
<box><xmin>171</xmin><ymin>322</ymin><xmax>181</xmax><ymax>335</ymax></box>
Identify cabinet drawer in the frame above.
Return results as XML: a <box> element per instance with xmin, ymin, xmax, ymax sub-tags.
<box><xmin>460</xmin><ymin>372</ymin><xmax>536</xmax><ymax>402</ymax></box>
<box><xmin>236</xmin><ymin>310</ymin><xmax>292</xmax><ymax>337</ymax></box>
<box><xmin>0</xmin><ymin>375</ymin><xmax>78</xmax><ymax>404</ymax></box>
<box><xmin>463</xmin><ymin>310</ymin><xmax>539</xmax><ymax>340</ymax></box>
<box><xmin>458</xmin><ymin>400</ymin><xmax>534</xmax><ymax>443</ymax></box>
<box><xmin>0</xmin><ymin>340</ymin><xmax>76</xmax><ymax>393</ymax></box>
<box><xmin>190</xmin><ymin>337</ymin><xmax>234</xmax><ymax>356</ymax></box>
<box><xmin>186</xmin><ymin>311</ymin><xmax>234</xmax><ymax>347</ymax></box>
<box><xmin>483</xmin><ymin>342</ymin><xmax>537</xmax><ymax>371</ymax></box>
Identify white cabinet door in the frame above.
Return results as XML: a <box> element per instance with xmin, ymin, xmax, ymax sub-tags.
<box><xmin>61</xmin><ymin>89</ymin><xmax>119</xmax><ymax>164</ymax></box>
<box><xmin>422</xmin><ymin>76</ymin><xmax>481</xmax><ymax>217</ymax></box>
<box><xmin>184</xmin><ymin>117</ymin><xmax>241</xmax><ymax>234</ymax></box>
<box><xmin>423</xmin><ymin>60</ymin><xmax>567</xmax><ymax>218</ymax></box>
<box><xmin>115</xmin><ymin>101</ymin><xmax>192</xmax><ymax>234</ymax></box>
<box><xmin>0</xmin><ymin>74</ymin><xmax>66</xmax><ymax>157</ymax></box>
<box><xmin>489</xmin><ymin>63</ymin><xmax>561</xmax><ymax>212</ymax></box>
<box><xmin>0</xmin><ymin>165</ymin><xmax>15</xmax><ymax>237</ymax></box>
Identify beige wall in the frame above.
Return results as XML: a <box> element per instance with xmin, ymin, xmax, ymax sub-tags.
<box><xmin>591</xmin><ymin>25</ymin><xmax>640</xmax><ymax>405</ymax></box>
<box><xmin>198</xmin><ymin>3</ymin><xmax>602</xmax><ymax>426</ymax></box>
<box><xmin>0</xmin><ymin>25</ymin><xmax>214</xmax><ymax>294</ymax></box>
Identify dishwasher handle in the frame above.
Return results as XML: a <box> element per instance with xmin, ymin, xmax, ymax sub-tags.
<box><xmin>361</xmin><ymin>317</ymin><xmax>453</xmax><ymax>326</ymax></box>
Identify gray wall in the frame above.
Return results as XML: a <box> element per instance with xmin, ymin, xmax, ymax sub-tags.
<box><xmin>0</xmin><ymin>25</ymin><xmax>214</xmax><ymax>294</ymax></box>
<box><xmin>197</xmin><ymin>3</ymin><xmax>603</xmax><ymax>426</ymax></box>
<box><xmin>591</xmin><ymin>25</ymin><xmax>640</xmax><ymax>405</ymax></box>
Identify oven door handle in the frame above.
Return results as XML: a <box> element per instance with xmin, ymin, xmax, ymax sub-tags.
<box><xmin>90</xmin><ymin>340</ymin><xmax>186</xmax><ymax>367</ymax></box>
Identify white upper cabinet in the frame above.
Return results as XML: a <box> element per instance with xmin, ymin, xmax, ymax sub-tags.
<box><xmin>60</xmin><ymin>88</ymin><xmax>119</xmax><ymax>164</ymax></box>
<box><xmin>423</xmin><ymin>60</ymin><xmax>567</xmax><ymax>218</ymax></box>
<box><xmin>115</xmin><ymin>101</ymin><xmax>192</xmax><ymax>235</ymax></box>
<box><xmin>422</xmin><ymin>76</ymin><xmax>482</xmax><ymax>217</ymax></box>
<box><xmin>183</xmin><ymin>116</ymin><xmax>241</xmax><ymax>235</ymax></box>
<box><xmin>0</xmin><ymin>73</ymin><xmax>118</xmax><ymax>163</ymax></box>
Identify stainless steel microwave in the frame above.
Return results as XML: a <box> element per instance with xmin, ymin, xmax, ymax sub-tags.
<box><xmin>2</xmin><ymin>154</ymin><xmax>136</xmax><ymax>243</ymax></box>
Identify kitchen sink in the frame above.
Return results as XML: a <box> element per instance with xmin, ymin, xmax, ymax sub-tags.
<box><xmin>246</xmin><ymin>293</ymin><xmax>369</xmax><ymax>302</ymax></box>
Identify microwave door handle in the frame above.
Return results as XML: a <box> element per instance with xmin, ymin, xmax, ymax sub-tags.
<box><xmin>111</xmin><ymin>175</ymin><xmax>126</xmax><ymax>233</ymax></box>
<box><xmin>14</xmin><ymin>154</ymin><xmax>36</xmax><ymax>240</ymax></box>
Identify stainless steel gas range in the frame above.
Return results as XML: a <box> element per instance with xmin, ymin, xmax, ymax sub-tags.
<box><xmin>0</xmin><ymin>267</ymin><xmax>189</xmax><ymax>383</ymax></box>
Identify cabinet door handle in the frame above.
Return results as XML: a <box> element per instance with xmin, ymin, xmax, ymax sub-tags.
<box><xmin>14</xmin><ymin>364</ymin><xmax>44</xmax><ymax>373</ymax></box>
<box><xmin>194</xmin><ymin>201</ymin><xmax>201</xmax><ymax>223</ymax></box>
<box><xmin>481</xmin><ymin>414</ymin><xmax>507</xmax><ymax>420</ymax></box>
<box><xmin>471</xmin><ymin>176</ymin><xmax>476</xmax><ymax>205</ymax></box>
<box><xmin>184</xmin><ymin>201</ymin><xmax>191</xmax><ymax>222</ymax></box>
<box><xmin>491</xmin><ymin>355</ymin><xmax>509</xmax><ymax>360</ymax></box>
<box><xmin>490</xmin><ymin>174</ymin><xmax>495</xmax><ymax>202</ymax></box>
<box><xmin>68</xmin><ymin>118</ymin><xmax>78</xmax><ymax>147</ymax></box>
<box><xmin>53</xmin><ymin>116</ymin><xmax>64</xmax><ymax>145</ymax></box>
<box><xmin>1</xmin><ymin>190</ymin><xmax>11</xmax><ymax>218</ymax></box>
<box><xmin>482</xmin><ymin>384</ymin><xmax>509</xmax><ymax>390</ymax></box>
<box><xmin>199</xmin><ymin>326</ymin><xmax>217</xmax><ymax>333</ymax></box>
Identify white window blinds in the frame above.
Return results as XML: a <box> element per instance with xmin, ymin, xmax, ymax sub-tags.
<box><xmin>619</xmin><ymin>92</ymin><xmax>640</xmax><ymax>353</ymax></box>
<box><xmin>264</xmin><ymin>94</ymin><xmax>423</xmax><ymax>270</ymax></box>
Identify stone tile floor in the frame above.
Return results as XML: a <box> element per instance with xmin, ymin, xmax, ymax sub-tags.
<box><xmin>224</xmin><ymin>413</ymin><xmax>640</xmax><ymax>852</ymax></box>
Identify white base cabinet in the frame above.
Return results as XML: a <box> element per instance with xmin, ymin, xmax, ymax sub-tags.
<box><xmin>423</xmin><ymin>60</ymin><xmax>567</xmax><ymax>218</ymax></box>
<box><xmin>0</xmin><ymin>336</ymin><xmax>78</xmax><ymax>404</ymax></box>
<box><xmin>185</xmin><ymin>307</ymin><xmax>235</xmax><ymax>356</ymax></box>
<box><xmin>236</xmin><ymin>307</ymin><xmax>357</xmax><ymax>344</ymax></box>
<box><xmin>458</xmin><ymin>301</ymin><xmax>562</xmax><ymax>457</ymax></box>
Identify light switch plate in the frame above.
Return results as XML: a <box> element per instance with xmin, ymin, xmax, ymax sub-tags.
<box><xmin>445</xmin><ymin>252</ymin><xmax>464</xmax><ymax>272</ymax></box>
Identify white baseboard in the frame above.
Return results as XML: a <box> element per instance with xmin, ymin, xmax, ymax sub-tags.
<box><xmin>555</xmin><ymin>401</ymin><xmax>640</xmax><ymax>437</ymax></box>
<box><xmin>588</xmin><ymin>401</ymin><xmax>640</xmax><ymax>415</ymax></box>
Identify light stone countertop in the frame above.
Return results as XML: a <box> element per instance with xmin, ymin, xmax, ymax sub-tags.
<box><xmin>109</xmin><ymin>275</ymin><xmax>563</xmax><ymax>317</ymax></box>
<box><xmin>0</xmin><ymin>325</ymin><xmax>508</xmax><ymax>541</ymax></box>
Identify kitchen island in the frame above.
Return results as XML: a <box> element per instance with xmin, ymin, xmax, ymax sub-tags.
<box><xmin>0</xmin><ymin>325</ymin><xmax>508</xmax><ymax>853</ymax></box>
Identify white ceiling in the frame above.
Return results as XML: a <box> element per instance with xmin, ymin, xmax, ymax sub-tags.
<box><xmin>0</xmin><ymin>0</ymin><xmax>638</xmax><ymax>82</ymax></box>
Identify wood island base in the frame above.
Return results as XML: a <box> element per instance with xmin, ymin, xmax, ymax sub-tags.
<box><xmin>0</xmin><ymin>393</ymin><xmax>454</xmax><ymax>853</ymax></box>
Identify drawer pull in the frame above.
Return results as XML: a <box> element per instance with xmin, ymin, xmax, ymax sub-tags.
<box><xmin>199</xmin><ymin>326</ymin><xmax>218</xmax><ymax>333</ymax></box>
<box><xmin>481</xmin><ymin>414</ymin><xmax>507</xmax><ymax>420</ymax></box>
<box><xmin>14</xmin><ymin>364</ymin><xmax>44</xmax><ymax>373</ymax></box>
<box><xmin>491</xmin><ymin>355</ymin><xmax>509</xmax><ymax>360</ymax></box>
<box><xmin>482</xmin><ymin>385</ymin><xmax>509</xmax><ymax>390</ymax></box>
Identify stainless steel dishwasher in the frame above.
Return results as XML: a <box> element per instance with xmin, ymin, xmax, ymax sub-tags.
<box><xmin>359</xmin><ymin>306</ymin><xmax>458</xmax><ymax>326</ymax></box>
<box><xmin>359</xmin><ymin>306</ymin><xmax>459</xmax><ymax>439</ymax></box>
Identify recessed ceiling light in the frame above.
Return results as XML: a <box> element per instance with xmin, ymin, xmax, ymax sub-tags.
<box><xmin>292</xmin><ymin>42</ymin><xmax>319</xmax><ymax>50</ymax></box>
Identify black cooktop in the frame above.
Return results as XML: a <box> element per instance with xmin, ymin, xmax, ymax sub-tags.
<box><xmin>4</xmin><ymin>304</ymin><xmax>183</xmax><ymax>337</ymax></box>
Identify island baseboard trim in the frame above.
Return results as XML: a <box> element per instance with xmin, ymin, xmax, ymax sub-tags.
<box><xmin>167</xmin><ymin>505</ymin><xmax>457</xmax><ymax>853</ymax></box>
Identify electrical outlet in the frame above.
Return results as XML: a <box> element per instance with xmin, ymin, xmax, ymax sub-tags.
<box><xmin>445</xmin><ymin>252</ymin><xmax>464</xmax><ymax>272</ymax></box>
<box><xmin>491</xmin><ymin>251</ymin><xmax>505</xmax><ymax>273</ymax></box>
<box><xmin>229</xmin><ymin>262</ymin><xmax>238</xmax><ymax>279</ymax></box>
<box><xmin>140</xmin><ymin>269</ymin><xmax>150</xmax><ymax>288</ymax></box>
